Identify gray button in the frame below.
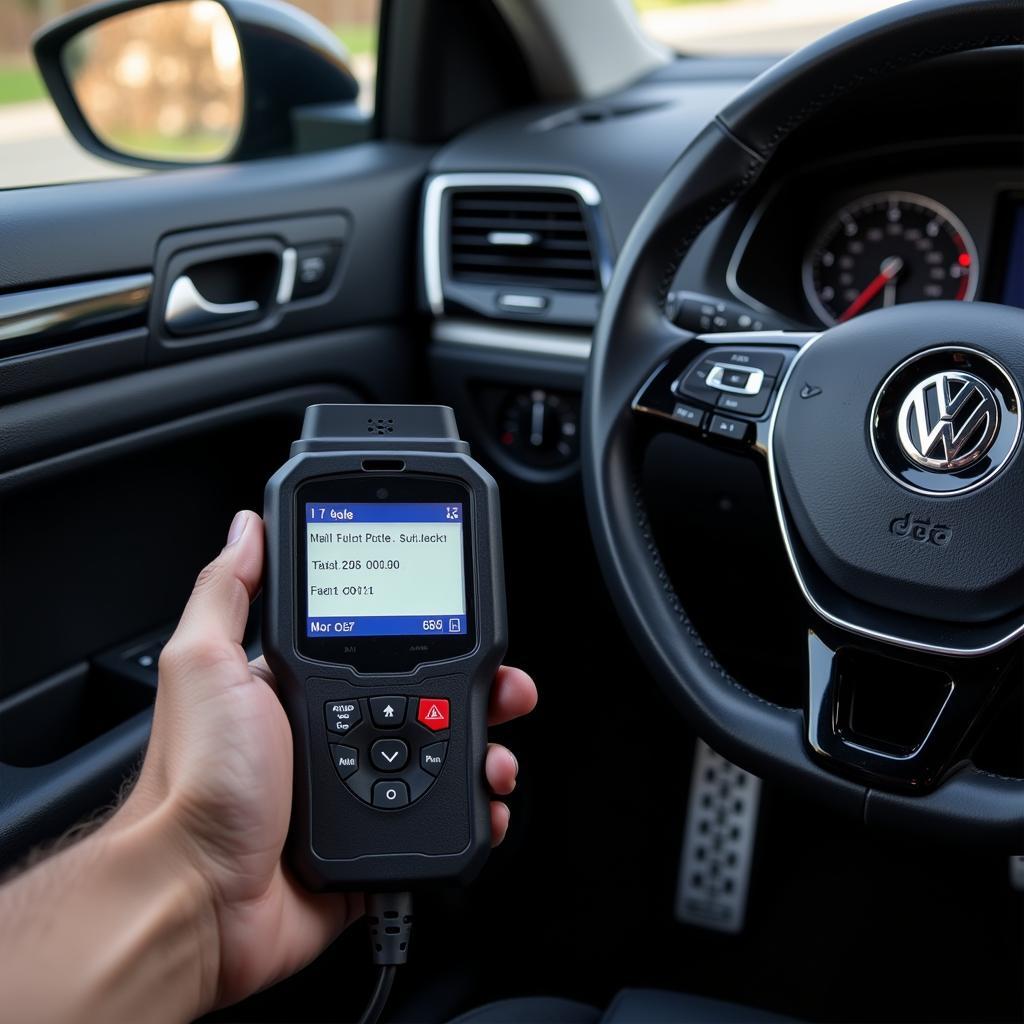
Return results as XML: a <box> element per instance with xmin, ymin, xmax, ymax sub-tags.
<box><xmin>330</xmin><ymin>744</ymin><xmax>359</xmax><ymax>780</ymax></box>
<box><xmin>672</xmin><ymin>402</ymin><xmax>705</xmax><ymax>428</ymax></box>
<box><xmin>713</xmin><ymin>349</ymin><xmax>785</xmax><ymax>377</ymax></box>
<box><xmin>369</xmin><ymin>696</ymin><xmax>407</xmax><ymax>728</ymax></box>
<box><xmin>420</xmin><ymin>742</ymin><xmax>448</xmax><ymax>777</ymax></box>
<box><xmin>370</xmin><ymin>738</ymin><xmax>409</xmax><ymax>772</ymax></box>
<box><xmin>325</xmin><ymin>700</ymin><xmax>362</xmax><ymax>735</ymax></box>
<box><xmin>717</xmin><ymin>380</ymin><xmax>775</xmax><ymax>417</ymax></box>
<box><xmin>708</xmin><ymin>414</ymin><xmax>749</xmax><ymax>442</ymax></box>
<box><xmin>372</xmin><ymin>780</ymin><xmax>410</xmax><ymax>808</ymax></box>
<box><xmin>673</xmin><ymin>359</ymin><xmax>719</xmax><ymax>402</ymax></box>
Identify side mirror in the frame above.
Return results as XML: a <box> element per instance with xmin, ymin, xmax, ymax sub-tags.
<box><xmin>33</xmin><ymin>0</ymin><xmax>363</xmax><ymax>168</ymax></box>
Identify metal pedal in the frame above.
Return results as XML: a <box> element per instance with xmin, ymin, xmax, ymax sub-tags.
<box><xmin>675</xmin><ymin>739</ymin><xmax>761</xmax><ymax>934</ymax></box>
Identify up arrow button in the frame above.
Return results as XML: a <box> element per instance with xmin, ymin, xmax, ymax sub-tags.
<box><xmin>369</xmin><ymin>696</ymin><xmax>407</xmax><ymax>728</ymax></box>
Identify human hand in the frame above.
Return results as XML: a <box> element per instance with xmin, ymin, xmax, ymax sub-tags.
<box><xmin>122</xmin><ymin>509</ymin><xmax>537</xmax><ymax>1012</ymax></box>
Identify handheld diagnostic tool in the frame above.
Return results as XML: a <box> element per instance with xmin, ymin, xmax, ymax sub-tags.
<box><xmin>263</xmin><ymin>405</ymin><xmax>507</xmax><ymax>891</ymax></box>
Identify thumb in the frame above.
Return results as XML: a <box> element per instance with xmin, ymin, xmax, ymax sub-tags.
<box><xmin>161</xmin><ymin>510</ymin><xmax>264</xmax><ymax>677</ymax></box>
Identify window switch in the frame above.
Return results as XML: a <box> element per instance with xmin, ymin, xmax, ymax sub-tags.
<box><xmin>292</xmin><ymin>243</ymin><xmax>340</xmax><ymax>299</ymax></box>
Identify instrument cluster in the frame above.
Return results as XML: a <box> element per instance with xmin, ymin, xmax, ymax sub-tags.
<box><xmin>726</xmin><ymin>164</ymin><xmax>1022</xmax><ymax>330</ymax></box>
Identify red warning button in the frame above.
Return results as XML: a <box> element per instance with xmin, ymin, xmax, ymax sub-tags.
<box><xmin>416</xmin><ymin>698</ymin><xmax>450</xmax><ymax>732</ymax></box>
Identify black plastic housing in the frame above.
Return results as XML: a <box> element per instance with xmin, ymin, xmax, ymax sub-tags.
<box><xmin>262</xmin><ymin>409</ymin><xmax>506</xmax><ymax>890</ymax></box>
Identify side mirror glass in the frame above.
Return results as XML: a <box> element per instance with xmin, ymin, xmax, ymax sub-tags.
<box><xmin>61</xmin><ymin>0</ymin><xmax>243</xmax><ymax>164</ymax></box>
<box><xmin>34</xmin><ymin>0</ymin><xmax>363</xmax><ymax>168</ymax></box>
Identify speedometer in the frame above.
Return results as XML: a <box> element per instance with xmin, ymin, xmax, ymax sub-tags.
<box><xmin>803</xmin><ymin>192</ymin><xmax>979</xmax><ymax>326</ymax></box>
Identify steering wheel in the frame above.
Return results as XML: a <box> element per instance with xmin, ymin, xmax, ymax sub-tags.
<box><xmin>583</xmin><ymin>0</ymin><xmax>1024</xmax><ymax>841</ymax></box>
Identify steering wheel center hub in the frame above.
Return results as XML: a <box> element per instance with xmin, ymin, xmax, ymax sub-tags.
<box><xmin>771</xmin><ymin>303</ymin><xmax>1024</xmax><ymax>630</ymax></box>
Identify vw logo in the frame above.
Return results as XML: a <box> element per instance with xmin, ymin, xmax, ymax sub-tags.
<box><xmin>871</xmin><ymin>347</ymin><xmax>1021</xmax><ymax>496</ymax></box>
<box><xmin>896</xmin><ymin>371</ymin><xmax>1000</xmax><ymax>471</ymax></box>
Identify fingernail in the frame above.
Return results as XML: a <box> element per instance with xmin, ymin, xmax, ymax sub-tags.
<box><xmin>226</xmin><ymin>511</ymin><xmax>248</xmax><ymax>547</ymax></box>
<box><xmin>510</xmin><ymin>752</ymin><xmax>519</xmax><ymax>777</ymax></box>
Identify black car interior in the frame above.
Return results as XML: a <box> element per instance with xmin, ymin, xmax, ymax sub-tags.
<box><xmin>1</xmin><ymin>0</ymin><xmax>1022</xmax><ymax>1020</ymax></box>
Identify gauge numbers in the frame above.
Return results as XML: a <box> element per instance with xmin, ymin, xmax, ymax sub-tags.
<box><xmin>803</xmin><ymin>192</ymin><xmax>979</xmax><ymax>326</ymax></box>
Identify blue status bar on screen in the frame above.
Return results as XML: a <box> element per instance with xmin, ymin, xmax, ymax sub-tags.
<box><xmin>307</xmin><ymin>615</ymin><xmax>468</xmax><ymax>637</ymax></box>
<box><xmin>305</xmin><ymin>502</ymin><xmax>462</xmax><ymax>524</ymax></box>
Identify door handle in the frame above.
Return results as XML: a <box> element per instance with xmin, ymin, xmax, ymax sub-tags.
<box><xmin>164</xmin><ymin>275</ymin><xmax>260</xmax><ymax>335</ymax></box>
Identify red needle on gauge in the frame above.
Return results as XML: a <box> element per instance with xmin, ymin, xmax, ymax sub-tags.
<box><xmin>838</xmin><ymin>255</ymin><xmax>904</xmax><ymax>323</ymax></box>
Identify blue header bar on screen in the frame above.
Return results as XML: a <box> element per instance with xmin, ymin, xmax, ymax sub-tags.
<box><xmin>307</xmin><ymin>615</ymin><xmax>468</xmax><ymax>637</ymax></box>
<box><xmin>305</xmin><ymin>502</ymin><xmax>463</xmax><ymax>524</ymax></box>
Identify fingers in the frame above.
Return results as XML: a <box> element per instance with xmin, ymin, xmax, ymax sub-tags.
<box><xmin>486</xmin><ymin>668</ymin><xmax>532</xmax><ymax>848</ymax></box>
<box><xmin>485</xmin><ymin>743</ymin><xmax>517</xmax><ymax>796</ymax></box>
<box><xmin>490</xmin><ymin>802</ymin><xmax>511</xmax><ymax>847</ymax></box>
<box><xmin>488</xmin><ymin>665</ymin><xmax>538</xmax><ymax>726</ymax></box>
<box><xmin>161</xmin><ymin>511</ymin><xmax>263</xmax><ymax>676</ymax></box>
<box><xmin>487</xmin><ymin>745</ymin><xmax>517</xmax><ymax>847</ymax></box>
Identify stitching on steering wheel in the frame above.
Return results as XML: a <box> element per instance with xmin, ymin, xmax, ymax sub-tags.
<box><xmin>630</xmin><ymin>474</ymin><xmax>791</xmax><ymax>714</ymax></box>
<box><xmin>969</xmin><ymin>765</ymin><xmax>1024</xmax><ymax>784</ymax></box>
<box><xmin>758</xmin><ymin>31</ymin><xmax>1024</xmax><ymax>157</ymax></box>
<box><xmin>656</xmin><ymin>156</ymin><xmax>763</xmax><ymax>307</ymax></box>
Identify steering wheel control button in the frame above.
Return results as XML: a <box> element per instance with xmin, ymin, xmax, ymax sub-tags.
<box><xmin>706</xmin><ymin>364</ymin><xmax>765</xmax><ymax>395</ymax></box>
<box><xmin>672</xmin><ymin>402</ymin><xmax>705</xmax><ymax>428</ymax></box>
<box><xmin>714</xmin><ymin>349</ymin><xmax>786</xmax><ymax>378</ymax></box>
<box><xmin>370</xmin><ymin>738</ymin><xmax>409</xmax><ymax>772</ymax></box>
<box><xmin>708</xmin><ymin>414</ymin><xmax>750</xmax><ymax>442</ymax></box>
<box><xmin>717</xmin><ymin>381</ymin><xmax>775</xmax><ymax>418</ymax></box>
<box><xmin>330</xmin><ymin>745</ymin><xmax>359</xmax><ymax>780</ymax></box>
<box><xmin>369</xmin><ymin>696</ymin><xmax>407</xmax><ymax>728</ymax></box>
<box><xmin>674</xmin><ymin>359</ymin><xmax>721</xmax><ymax>403</ymax></box>
<box><xmin>372</xmin><ymin>780</ymin><xmax>410</xmax><ymax>809</ymax></box>
<box><xmin>325</xmin><ymin>701</ymin><xmax>362</xmax><ymax>736</ymax></box>
<box><xmin>417</xmin><ymin>698</ymin><xmax>450</xmax><ymax>732</ymax></box>
<box><xmin>420</xmin><ymin>742</ymin><xmax>448</xmax><ymax>776</ymax></box>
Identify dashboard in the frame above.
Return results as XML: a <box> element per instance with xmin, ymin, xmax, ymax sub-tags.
<box><xmin>424</xmin><ymin>47</ymin><xmax>1024</xmax><ymax>484</ymax></box>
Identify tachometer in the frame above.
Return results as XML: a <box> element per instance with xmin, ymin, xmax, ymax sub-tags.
<box><xmin>803</xmin><ymin>192</ymin><xmax>978</xmax><ymax>326</ymax></box>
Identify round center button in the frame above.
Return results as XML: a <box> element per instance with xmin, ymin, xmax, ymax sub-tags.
<box><xmin>370</xmin><ymin>738</ymin><xmax>409</xmax><ymax>772</ymax></box>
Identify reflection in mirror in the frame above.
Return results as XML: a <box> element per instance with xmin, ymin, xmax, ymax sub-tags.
<box><xmin>61</xmin><ymin>0</ymin><xmax>243</xmax><ymax>163</ymax></box>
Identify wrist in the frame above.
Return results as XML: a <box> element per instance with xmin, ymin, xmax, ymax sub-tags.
<box><xmin>102</xmin><ymin>798</ymin><xmax>223</xmax><ymax>1017</ymax></box>
<box><xmin>0</xmin><ymin>798</ymin><xmax>220</xmax><ymax>1024</ymax></box>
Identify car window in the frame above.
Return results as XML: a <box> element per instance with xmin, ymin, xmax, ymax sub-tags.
<box><xmin>635</xmin><ymin>0</ymin><xmax>908</xmax><ymax>55</ymax></box>
<box><xmin>0</xmin><ymin>0</ymin><xmax>379</xmax><ymax>190</ymax></box>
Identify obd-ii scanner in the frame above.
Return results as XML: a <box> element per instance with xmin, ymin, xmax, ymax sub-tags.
<box><xmin>263</xmin><ymin>404</ymin><xmax>507</xmax><ymax>1022</ymax></box>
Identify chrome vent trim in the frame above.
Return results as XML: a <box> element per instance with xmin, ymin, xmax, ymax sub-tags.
<box><xmin>423</xmin><ymin>172</ymin><xmax>612</xmax><ymax>317</ymax></box>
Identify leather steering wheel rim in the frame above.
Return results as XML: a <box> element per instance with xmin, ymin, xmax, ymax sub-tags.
<box><xmin>582</xmin><ymin>0</ymin><xmax>1024</xmax><ymax>842</ymax></box>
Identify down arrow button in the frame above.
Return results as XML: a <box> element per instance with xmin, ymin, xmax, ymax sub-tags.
<box><xmin>370</xmin><ymin>738</ymin><xmax>409</xmax><ymax>772</ymax></box>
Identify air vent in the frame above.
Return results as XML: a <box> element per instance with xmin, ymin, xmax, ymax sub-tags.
<box><xmin>448</xmin><ymin>189</ymin><xmax>600</xmax><ymax>293</ymax></box>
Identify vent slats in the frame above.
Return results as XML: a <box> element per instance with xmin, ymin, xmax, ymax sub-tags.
<box><xmin>448</xmin><ymin>188</ymin><xmax>600</xmax><ymax>292</ymax></box>
<box><xmin>450</xmin><ymin>235</ymin><xmax>591</xmax><ymax>252</ymax></box>
<box><xmin>451</xmin><ymin>216</ymin><xmax>587</xmax><ymax>232</ymax></box>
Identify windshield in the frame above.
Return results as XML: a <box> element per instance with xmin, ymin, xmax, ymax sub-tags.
<box><xmin>635</xmin><ymin>0</ymin><xmax>909</xmax><ymax>55</ymax></box>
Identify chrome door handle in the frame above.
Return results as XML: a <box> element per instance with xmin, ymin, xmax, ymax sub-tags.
<box><xmin>164</xmin><ymin>275</ymin><xmax>260</xmax><ymax>335</ymax></box>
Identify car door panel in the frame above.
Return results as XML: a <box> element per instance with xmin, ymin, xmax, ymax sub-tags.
<box><xmin>0</xmin><ymin>142</ymin><xmax>432</xmax><ymax>864</ymax></box>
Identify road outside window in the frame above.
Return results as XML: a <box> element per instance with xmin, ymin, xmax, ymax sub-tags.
<box><xmin>0</xmin><ymin>0</ymin><xmax>379</xmax><ymax>190</ymax></box>
<box><xmin>634</xmin><ymin>0</ymin><xmax>909</xmax><ymax>55</ymax></box>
